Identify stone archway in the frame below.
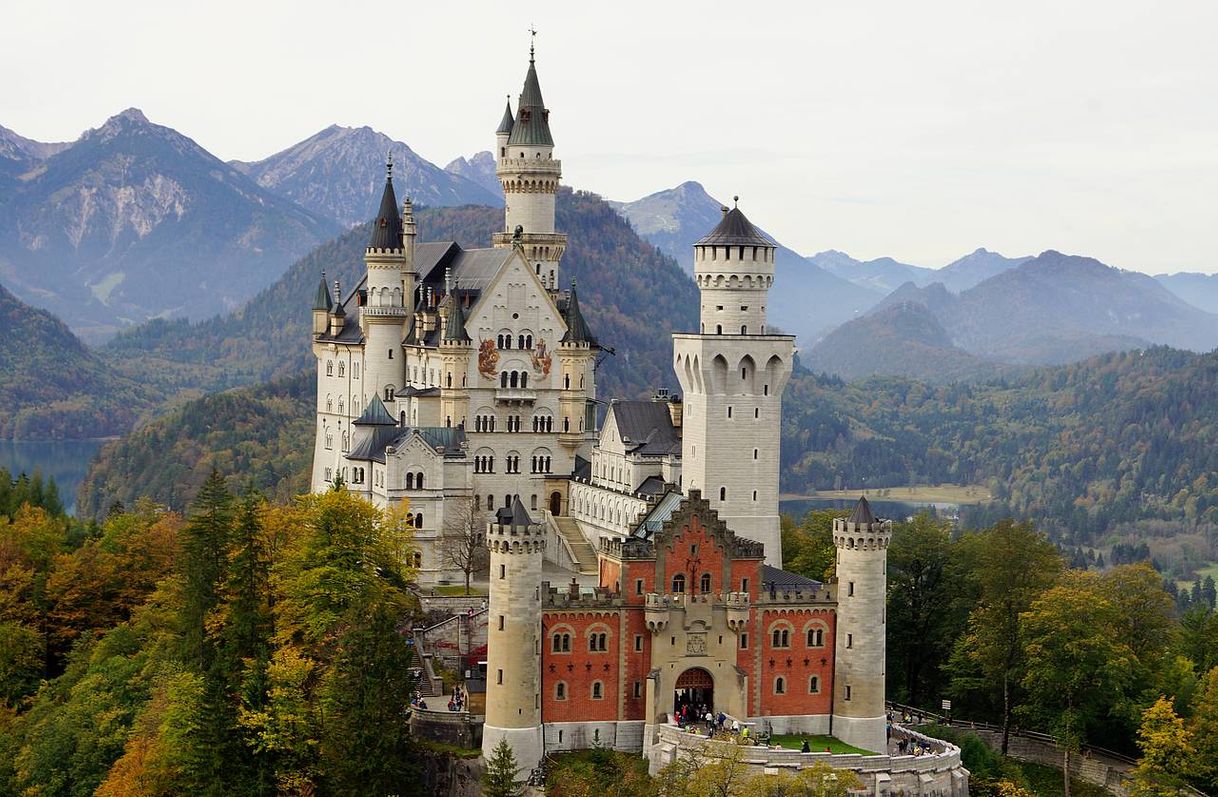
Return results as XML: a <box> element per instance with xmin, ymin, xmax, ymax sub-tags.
<box><xmin>550</xmin><ymin>491</ymin><xmax>562</xmax><ymax>516</ymax></box>
<box><xmin>674</xmin><ymin>667</ymin><xmax>714</xmax><ymax>725</ymax></box>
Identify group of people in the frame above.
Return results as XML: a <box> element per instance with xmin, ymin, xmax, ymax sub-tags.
<box><xmin>675</xmin><ymin>704</ymin><xmax>737</xmax><ymax>734</ymax></box>
<box><xmin>409</xmin><ymin>692</ymin><xmax>429</xmax><ymax>710</ymax></box>
<box><xmin>446</xmin><ymin>684</ymin><xmax>468</xmax><ymax>712</ymax></box>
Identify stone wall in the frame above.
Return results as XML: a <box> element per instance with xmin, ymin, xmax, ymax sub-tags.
<box><xmin>415</xmin><ymin>748</ymin><xmax>484</xmax><ymax>797</ymax></box>
<box><xmin>418</xmin><ymin>607</ymin><xmax>488</xmax><ymax>673</ymax></box>
<box><xmin>410</xmin><ymin>706</ymin><xmax>483</xmax><ymax>749</ymax></box>
<box><xmin>964</xmin><ymin>727</ymin><xmax>1132</xmax><ymax>796</ymax></box>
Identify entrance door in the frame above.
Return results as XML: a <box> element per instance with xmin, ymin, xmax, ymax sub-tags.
<box><xmin>673</xmin><ymin>667</ymin><xmax>714</xmax><ymax>725</ymax></box>
<box><xmin>550</xmin><ymin>491</ymin><xmax>562</xmax><ymax>516</ymax></box>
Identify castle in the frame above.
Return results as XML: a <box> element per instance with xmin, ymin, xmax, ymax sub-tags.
<box><xmin>309</xmin><ymin>44</ymin><xmax>908</xmax><ymax>781</ymax></box>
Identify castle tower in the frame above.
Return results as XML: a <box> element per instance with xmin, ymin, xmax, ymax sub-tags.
<box><xmin>671</xmin><ymin>202</ymin><xmax>794</xmax><ymax>566</ymax></box>
<box><xmin>311</xmin><ymin>273</ymin><xmax>331</xmax><ymax>335</ymax></box>
<box><xmin>438</xmin><ymin>287</ymin><xmax>472</xmax><ymax>429</ymax></box>
<box><xmin>831</xmin><ymin>497</ymin><xmax>891</xmax><ymax>752</ymax></box>
<box><xmin>557</xmin><ymin>279</ymin><xmax>597</xmax><ymax>454</ymax></box>
<box><xmin>362</xmin><ymin>158</ymin><xmax>410</xmax><ymax>407</ymax></box>
<box><xmin>482</xmin><ymin>498</ymin><xmax>545</xmax><ymax>773</ymax></box>
<box><xmin>493</xmin><ymin>41</ymin><xmax>566</xmax><ymax>292</ymax></box>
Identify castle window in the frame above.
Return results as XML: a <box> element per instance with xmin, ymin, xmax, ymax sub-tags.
<box><xmin>740</xmin><ymin>633</ymin><xmax>748</xmax><ymax>649</ymax></box>
<box><xmin>326</xmin><ymin>361</ymin><xmax>333</xmax><ymax>376</ymax></box>
<box><xmin>774</xmin><ymin>677</ymin><xmax>785</xmax><ymax>695</ymax></box>
<box><xmin>741</xmin><ymin>326</ymin><xmax>747</xmax><ymax>334</ymax></box>
<box><xmin>530</xmin><ymin>494</ymin><xmax>537</xmax><ymax>510</ymax></box>
<box><xmin>353</xmin><ymin>363</ymin><xmax>359</xmax><ymax>378</ymax></box>
<box><xmin>700</xmin><ymin>573</ymin><xmax>712</xmax><ymax>593</ymax></box>
<box><xmin>764</xmin><ymin>384</ymin><xmax>769</xmax><ymax>396</ymax></box>
<box><xmin>414</xmin><ymin>513</ymin><xmax>423</xmax><ymax>529</ymax></box>
<box><xmin>716</xmin><ymin>325</ymin><xmax>722</xmax><ymax>335</ymax></box>
<box><xmin>741</xmin><ymin>578</ymin><xmax>749</xmax><ymax>593</ymax></box>
<box><xmin>754</xmin><ymin>408</ymin><xmax>759</xmax><ymax>419</ymax></box>
<box><xmin>446</xmin><ymin>373</ymin><xmax>452</xmax><ymax>387</ymax></box>
<box><xmin>672</xmin><ymin>574</ymin><xmax>686</xmax><ymax>593</ymax></box>
<box><xmin>847</xmin><ymin>633</ymin><xmax>853</xmax><ymax>649</ymax></box>
<box><xmin>475</xmin><ymin>495</ymin><xmax>482</xmax><ymax>510</ymax></box>
<box><xmin>338</xmin><ymin>398</ymin><xmax>345</xmax><ymax>414</ymax></box>
<box><xmin>325</xmin><ymin>431</ymin><xmax>333</xmax><ymax>450</ymax></box>
<box><xmin>719</xmin><ymin>487</ymin><xmax>726</xmax><ymax>501</ymax></box>
<box><xmin>407</xmin><ymin>473</ymin><xmax>414</xmax><ymax>489</ymax></box>
<box><xmin>727</xmin><ymin>407</ymin><xmax>732</xmax><ymax>419</ymax></box>
<box><xmin>634</xmin><ymin>634</ymin><xmax>643</xmax><ymax>651</ymax></box>
<box><xmin>633</xmin><ymin>682</ymin><xmax>642</xmax><ymax>699</ymax></box>
<box><xmin>771</xmin><ymin>626</ymin><xmax>791</xmax><ymax>648</ymax></box>
<box><xmin>497</xmin><ymin>669</ymin><xmax>503</xmax><ymax>685</ymax></box>
<box><xmin>588</xmin><ymin>632</ymin><xmax>608</xmax><ymax>652</ymax></box>
<box><xmin>487</xmin><ymin>494</ymin><xmax>494</xmax><ymax>508</ymax></box>
<box><xmin>498</xmin><ymin>615</ymin><xmax>505</xmax><ymax>631</ymax></box>
<box><xmin>848</xmin><ymin>581</ymin><xmax>854</xmax><ymax>596</ymax></box>
<box><xmin>564</xmin><ymin>374</ymin><xmax>570</xmax><ymax>389</ymax></box>
<box><xmin>753</xmin><ymin>449</ymin><xmax>758</xmax><ymax>460</ymax></box>
<box><xmin>510</xmin><ymin>372</ymin><xmax>518</xmax><ymax>388</ymax></box>
<box><xmin>807</xmin><ymin>627</ymin><xmax>825</xmax><ymax>647</ymax></box>
<box><xmin>500</xmin><ymin>564</ymin><xmax>505</xmax><ymax>579</ymax></box>
<box><xmin>636</xmin><ymin>579</ymin><xmax>644</xmax><ymax>595</ymax></box>
<box><xmin>552</xmin><ymin>632</ymin><xmax>571</xmax><ymax>653</ymax></box>
<box><xmin>388</xmin><ymin>349</ymin><xmax>393</xmax><ymax>360</ymax></box>
<box><xmin>501</xmin><ymin>372</ymin><xmax>508</xmax><ymax>388</ymax></box>
<box><xmin>809</xmin><ymin>676</ymin><xmax>820</xmax><ymax>694</ymax></box>
<box><xmin>324</xmin><ymin>467</ymin><xmax>332</xmax><ymax>481</ymax></box>
<box><xmin>753</xmin><ymin>491</ymin><xmax>758</xmax><ymax>501</ymax></box>
<box><xmin>416</xmin><ymin>472</ymin><xmax>424</xmax><ymax>489</ymax></box>
<box><xmin>555</xmin><ymin>682</ymin><xmax>566</xmax><ymax>700</ymax></box>
<box><xmin>521</xmin><ymin>372</ymin><xmax>528</xmax><ymax>388</ymax></box>
<box><xmin>591</xmin><ymin>682</ymin><xmax>603</xmax><ymax>700</ymax></box>
<box><xmin>845</xmin><ymin>685</ymin><xmax>852</xmax><ymax>701</ymax></box>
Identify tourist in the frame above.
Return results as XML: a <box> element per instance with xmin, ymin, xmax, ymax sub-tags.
<box><xmin>801</xmin><ymin>739</ymin><xmax>810</xmax><ymax>753</ymax></box>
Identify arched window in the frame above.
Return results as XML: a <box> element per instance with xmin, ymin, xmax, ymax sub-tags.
<box><xmin>716</xmin><ymin>324</ymin><xmax>722</xmax><ymax>335</ymax></box>
<box><xmin>406</xmin><ymin>473</ymin><xmax>415</xmax><ymax>489</ymax></box>
<box><xmin>501</xmin><ymin>372</ymin><xmax>508</xmax><ymax>388</ymax></box>
<box><xmin>326</xmin><ymin>394</ymin><xmax>333</xmax><ymax>412</ymax></box>
<box><xmin>338</xmin><ymin>362</ymin><xmax>345</xmax><ymax>377</ymax></box>
<box><xmin>807</xmin><ymin>627</ymin><xmax>825</xmax><ymax>647</ymax></box>
<box><xmin>416</xmin><ymin>472</ymin><xmax>424</xmax><ymax>489</ymax></box>
<box><xmin>591</xmin><ymin>682</ymin><xmax>603</xmax><ymax>700</ymax></box>
<box><xmin>520</xmin><ymin>372</ymin><xmax>528</xmax><ymax>388</ymax></box>
<box><xmin>719</xmin><ymin>486</ymin><xmax>726</xmax><ymax>501</ymax></box>
<box><xmin>775</xmin><ymin>676</ymin><xmax>785</xmax><ymax>695</ymax></box>
<box><xmin>555</xmin><ymin>682</ymin><xmax>567</xmax><ymax>700</ymax></box>
<box><xmin>672</xmin><ymin>574</ymin><xmax>686</xmax><ymax>593</ymax></box>
<box><xmin>809</xmin><ymin>676</ymin><xmax>820</xmax><ymax>694</ymax></box>
<box><xmin>552</xmin><ymin>632</ymin><xmax>571</xmax><ymax>653</ymax></box>
<box><xmin>326</xmin><ymin>361</ymin><xmax>333</xmax><ymax>376</ymax></box>
<box><xmin>510</xmin><ymin>372</ymin><xmax>519</xmax><ymax>388</ymax></box>
<box><xmin>414</xmin><ymin>513</ymin><xmax>423</xmax><ymax>529</ymax></box>
<box><xmin>475</xmin><ymin>495</ymin><xmax>481</xmax><ymax>510</ymax></box>
<box><xmin>700</xmin><ymin>573</ymin><xmax>712</xmax><ymax>593</ymax></box>
<box><xmin>771</xmin><ymin>626</ymin><xmax>791</xmax><ymax>648</ymax></box>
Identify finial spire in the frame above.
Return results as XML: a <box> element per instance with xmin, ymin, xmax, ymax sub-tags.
<box><xmin>528</xmin><ymin>24</ymin><xmax>537</xmax><ymax>62</ymax></box>
<box><xmin>386</xmin><ymin>150</ymin><xmax>393</xmax><ymax>182</ymax></box>
<box><xmin>733</xmin><ymin>195</ymin><xmax>739</xmax><ymax>208</ymax></box>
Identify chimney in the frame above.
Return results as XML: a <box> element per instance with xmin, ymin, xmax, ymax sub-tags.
<box><xmin>668</xmin><ymin>396</ymin><xmax>683</xmax><ymax>428</ymax></box>
<box><xmin>568</xmin><ymin>578</ymin><xmax>580</xmax><ymax>599</ymax></box>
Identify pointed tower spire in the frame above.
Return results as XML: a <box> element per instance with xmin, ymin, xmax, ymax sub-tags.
<box><xmin>368</xmin><ymin>153</ymin><xmax>403</xmax><ymax>251</ymax></box>
<box><xmin>496</xmin><ymin>96</ymin><xmax>515</xmax><ymax>136</ymax></box>
<box><xmin>442</xmin><ymin>292</ymin><xmax>472</xmax><ymax>343</ymax></box>
<box><xmin>508</xmin><ymin>33</ymin><xmax>553</xmax><ymax>147</ymax></box>
<box><xmin>313</xmin><ymin>272</ymin><xmax>332</xmax><ymax>311</ymax></box>
<box><xmin>561</xmin><ymin>278</ymin><xmax>596</xmax><ymax>345</ymax></box>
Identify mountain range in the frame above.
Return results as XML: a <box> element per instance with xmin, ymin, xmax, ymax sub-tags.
<box><xmin>230</xmin><ymin>125</ymin><xmax>501</xmax><ymax>227</ymax></box>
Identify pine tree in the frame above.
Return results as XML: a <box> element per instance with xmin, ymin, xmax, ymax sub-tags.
<box><xmin>483</xmin><ymin>737</ymin><xmax>523</xmax><ymax>797</ymax></box>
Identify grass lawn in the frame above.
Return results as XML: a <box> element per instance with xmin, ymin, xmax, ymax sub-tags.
<box><xmin>767</xmin><ymin>734</ymin><xmax>877</xmax><ymax>755</ymax></box>
<box><xmin>431</xmin><ymin>584</ymin><xmax>487</xmax><ymax>596</ymax></box>
<box><xmin>1019</xmin><ymin>761</ymin><xmax>1110</xmax><ymax>797</ymax></box>
<box><xmin>785</xmin><ymin>484</ymin><xmax>992</xmax><ymax>505</ymax></box>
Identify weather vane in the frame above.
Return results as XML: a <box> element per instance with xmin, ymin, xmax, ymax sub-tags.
<box><xmin>529</xmin><ymin>24</ymin><xmax>537</xmax><ymax>61</ymax></box>
<box><xmin>386</xmin><ymin>149</ymin><xmax>393</xmax><ymax>181</ymax></box>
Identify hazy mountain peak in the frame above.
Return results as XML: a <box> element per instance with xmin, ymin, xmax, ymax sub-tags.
<box><xmin>444</xmin><ymin>151</ymin><xmax>500</xmax><ymax>197</ymax></box>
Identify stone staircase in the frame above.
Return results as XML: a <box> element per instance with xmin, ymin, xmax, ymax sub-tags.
<box><xmin>553</xmin><ymin>516</ymin><xmax>598</xmax><ymax>575</ymax></box>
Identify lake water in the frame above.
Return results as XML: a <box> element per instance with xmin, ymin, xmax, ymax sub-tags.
<box><xmin>0</xmin><ymin>439</ymin><xmax>109</xmax><ymax>516</ymax></box>
<box><xmin>779</xmin><ymin>497</ymin><xmax>959</xmax><ymax>522</ymax></box>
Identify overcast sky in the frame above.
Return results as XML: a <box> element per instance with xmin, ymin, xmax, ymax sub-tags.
<box><xmin>3</xmin><ymin>0</ymin><xmax>1216</xmax><ymax>273</ymax></box>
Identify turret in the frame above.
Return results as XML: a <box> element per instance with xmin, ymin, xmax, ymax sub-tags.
<box><xmin>402</xmin><ymin>195</ymin><xmax>417</xmax><ymax>284</ymax></box>
<box><xmin>362</xmin><ymin>156</ymin><xmax>409</xmax><ymax>406</ymax></box>
<box><xmin>493</xmin><ymin>40</ymin><xmax>566</xmax><ymax>292</ymax></box>
<box><xmin>692</xmin><ymin>199</ymin><xmax>776</xmax><ymax>336</ymax></box>
<box><xmin>312</xmin><ymin>272</ymin><xmax>331</xmax><ymax>335</ymax></box>
<box><xmin>439</xmin><ymin>289</ymin><xmax>473</xmax><ymax>429</ymax></box>
<box><xmin>558</xmin><ymin>279</ymin><xmax>597</xmax><ymax>450</ymax></box>
<box><xmin>482</xmin><ymin>497</ymin><xmax>545</xmax><ymax>775</ymax></box>
<box><xmin>830</xmin><ymin>497</ymin><xmax>892</xmax><ymax>753</ymax></box>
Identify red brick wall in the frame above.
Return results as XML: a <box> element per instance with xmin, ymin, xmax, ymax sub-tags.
<box><xmin>540</xmin><ymin>610</ymin><xmax>621</xmax><ymax>722</ymax></box>
<box><xmin>621</xmin><ymin>609</ymin><xmax>650</xmax><ymax>720</ymax></box>
<box><xmin>623</xmin><ymin>560</ymin><xmax>655</xmax><ymax>605</ymax></box>
<box><xmin>755</xmin><ymin>607</ymin><xmax>836</xmax><ymax>717</ymax></box>
<box><xmin>659</xmin><ymin>515</ymin><xmax>728</xmax><ymax>594</ymax></box>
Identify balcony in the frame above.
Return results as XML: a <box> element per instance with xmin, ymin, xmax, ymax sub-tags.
<box><xmin>495</xmin><ymin>388</ymin><xmax>536</xmax><ymax>404</ymax></box>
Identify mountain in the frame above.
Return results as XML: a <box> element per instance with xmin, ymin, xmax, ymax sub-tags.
<box><xmin>1156</xmin><ymin>272</ymin><xmax>1218</xmax><ymax>315</ymax></box>
<box><xmin>0</xmin><ymin>281</ymin><xmax>154</xmax><ymax>439</ymax></box>
<box><xmin>232</xmin><ymin>125</ymin><xmax>502</xmax><ymax>226</ymax></box>
<box><xmin>0</xmin><ymin>109</ymin><xmax>341</xmax><ymax>342</ymax></box>
<box><xmin>0</xmin><ymin>125</ymin><xmax>69</xmax><ymax>184</ymax></box>
<box><xmin>805</xmin><ymin>300</ymin><xmax>1004</xmax><ymax>383</ymax></box>
<box><xmin>444</xmin><ymin>151</ymin><xmax>501</xmax><ymax>198</ymax></box>
<box><xmin>935</xmin><ymin>247</ymin><xmax>1032</xmax><ymax>293</ymax></box>
<box><xmin>610</xmin><ymin>181</ymin><xmax>883</xmax><ymax>342</ymax></box>
<box><xmin>104</xmin><ymin>188</ymin><xmax>698</xmax><ymax>405</ymax></box>
<box><xmin>805</xmin><ymin>250</ymin><xmax>936</xmax><ymax>294</ymax></box>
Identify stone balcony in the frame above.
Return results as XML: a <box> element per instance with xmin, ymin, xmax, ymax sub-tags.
<box><xmin>495</xmin><ymin>388</ymin><xmax>537</xmax><ymax>404</ymax></box>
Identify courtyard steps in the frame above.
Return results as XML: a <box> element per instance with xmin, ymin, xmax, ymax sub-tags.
<box><xmin>553</xmin><ymin>516</ymin><xmax>598</xmax><ymax>575</ymax></box>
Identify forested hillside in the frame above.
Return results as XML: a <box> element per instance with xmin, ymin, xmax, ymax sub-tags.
<box><xmin>785</xmin><ymin>347</ymin><xmax>1218</xmax><ymax>546</ymax></box>
<box><xmin>105</xmin><ymin>188</ymin><xmax>698</xmax><ymax>402</ymax></box>
<box><xmin>0</xmin><ymin>282</ymin><xmax>156</xmax><ymax>439</ymax></box>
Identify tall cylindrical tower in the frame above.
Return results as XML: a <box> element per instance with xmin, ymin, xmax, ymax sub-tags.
<box><xmin>362</xmin><ymin>161</ymin><xmax>408</xmax><ymax>408</ymax></box>
<box><xmin>493</xmin><ymin>45</ymin><xmax>566</xmax><ymax>292</ymax></box>
<box><xmin>481</xmin><ymin>497</ymin><xmax>545</xmax><ymax>774</ymax></box>
<box><xmin>671</xmin><ymin>202</ymin><xmax>794</xmax><ymax>566</ymax></box>
<box><xmin>830</xmin><ymin>497</ymin><xmax>891</xmax><ymax>752</ymax></box>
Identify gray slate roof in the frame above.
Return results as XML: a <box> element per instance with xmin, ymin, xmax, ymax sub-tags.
<box><xmin>611</xmin><ymin>400</ymin><xmax>681</xmax><ymax>457</ymax></box>
<box><xmin>631</xmin><ymin>490</ymin><xmax>684</xmax><ymax>541</ymax></box>
<box><xmin>496</xmin><ymin>100</ymin><xmax>514</xmax><ymax>135</ymax></box>
<box><xmin>496</xmin><ymin>495</ymin><xmax>535</xmax><ymax>529</ymax></box>
<box><xmin>694</xmin><ymin>206</ymin><xmax>773</xmax><ymax>248</ymax></box>
<box><xmin>760</xmin><ymin>564</ymin><xmax>822</xmax><ymax>591</ymax></box>
<box><xmin>848</xmin><ymin>496</ymin><xmax>876</xmax><ymax>525</ymax></box>
<box><xmin>560</xmin><ymin>281</ymin><xmax>596</xmax><ymax>345</ymax></box>
<box><xmin>354</xmin><ymin>395</ymin><xmax>396</xmax><ymax>426</ymax></box>
<box><xmin>368</xmin><ymin>174</ymin><xmax>403</xmax><ymax>250</ymax></box>
<box><xmin>346</xmin><ymin>425</ymin><xmax>467</xmax><ymax>464</ymax></box>
<box><xmin>312</xmin><ymin>276</ymin><xmax>332</xmax><ymax>311</ymax></box>
<box><xmin>507</xmin><ymin>57</ymin><xmax>554</xmax><ymax>147</ymax></box>
<box><xmin>442</xmin><ymin>292</ymin><xmax>472</xmax><ymax>343</ymax></box>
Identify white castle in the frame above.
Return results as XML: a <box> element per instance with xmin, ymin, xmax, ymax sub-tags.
<box><xmin>310</xmin><ymin>45</ymin><xmax>791</xmax><ymax>577</ymax></box>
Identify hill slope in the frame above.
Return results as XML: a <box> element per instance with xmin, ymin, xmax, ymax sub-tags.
<box><xmin>0</xmin><ymin>110</ymin><xmax>340</xmax><ymax>342</ymax></box>
<box><xmin>232</xmin><ymin>125</ymin><xmax>501</xmax><ymax>226</ymax></box>
<box><xmin>0</xmin><ymin>281</ymin><xmax>154</xmax><ymax>438</ymax></box>
<box><xmin>104</xmin><ymin>189</ymin><xmax>698</xmax><ymax>403</ymax></box>
<box><xmin>1156</xmin><ymin>272</ymin><xmax>1218</xmax><ymax>315</ymax></box>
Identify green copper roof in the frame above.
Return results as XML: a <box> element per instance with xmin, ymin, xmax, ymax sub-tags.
<box><xmin>354</xmin><ymin>395</ymin><xmax>397</xmax><ymax>426</ymax></box>
<box><xmin>561</xmin><ymin>280</ymin><xmax>596</xmax><ymax>345</ymax></box>
<box><xmin>496</xmin><ymin>99</ymin><xmax>514</xmax><ymax>135</ymax></box>
<box><xmin>312</xmin><ymin>276</ymin><xmax>332</xmax><ymax>311</ymax></box>
<box><xmin>507</xmin><ymin>57</ymin><xmax>554</xmax><ymax>147</ymax></box>
<box><xmin>368</xmin><ymin>165</ymin><xmax>403</xmax><ymax>250</ymax></box>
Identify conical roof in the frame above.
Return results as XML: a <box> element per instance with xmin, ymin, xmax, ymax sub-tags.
<box><xmin>561</xmin><ymin>280</ymin><xmax>596</xmax><ymax>345</ymax></box>
<box><xmin>507</xmin><ymin>56</ymin><xmax>554</xmax><ymax>147</ymax></box>
<box><xmin>496</xmin><ymin>495</ymin><xmax>535</xmax><ymax>529</ymax></box>
<box><xmin>442</xmin><ymin>294</ymin><xmax>472</xmax><ymax>343</ymax></box>
<box><xmin>694</xmin><ymin>206</ymin><xmax>773</xmax><ymax>248</ymax></box>
<box><xmin>496</xmin><ymin>99</ymin><xmax>514</xmax><ymax>135</ymax></box>
<box><xmin>354</xmin><ymin>395</ymin><xmax>397</xmax><ymax>426</ymax></box>
<box><xmin>312</xmin><ymin>276</ymin><xmax>332</xmax><ymax>311</ymax></box>
<box><xmin>848</xmin><ymin>496</ymin><xmax>876</xmax><ymax>525</ymax></box>
<box><xmin>368</xmin><ymin>168</ymin><xmax>403</xmax><ymax>250</ymax></box>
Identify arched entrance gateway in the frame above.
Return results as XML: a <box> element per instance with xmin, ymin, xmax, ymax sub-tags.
<box><xmin>550</xmin><ymin>491</ymin><xmax>562</xmax><ymax>516</ymax></box>
<box><xmin>673</xmin><ymin>667</ymin><xmax>714</xmax><ymax>723</ymax></box>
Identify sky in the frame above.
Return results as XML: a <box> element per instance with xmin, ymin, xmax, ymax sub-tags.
<box><xmin>3</xmin><ymin>0</ymin><xmax>1216</xmax><ymax>274</ymax></box>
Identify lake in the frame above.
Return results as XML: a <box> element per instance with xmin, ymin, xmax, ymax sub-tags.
<box><xmin>0</xmin><ymin>439</ymin><xmax>109</xmax><ymax>516</ymax></box>
<box><xmin>779</xmin><ymin>497</ymin><xmax>959</xmax><ymax>522</ymax></box>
